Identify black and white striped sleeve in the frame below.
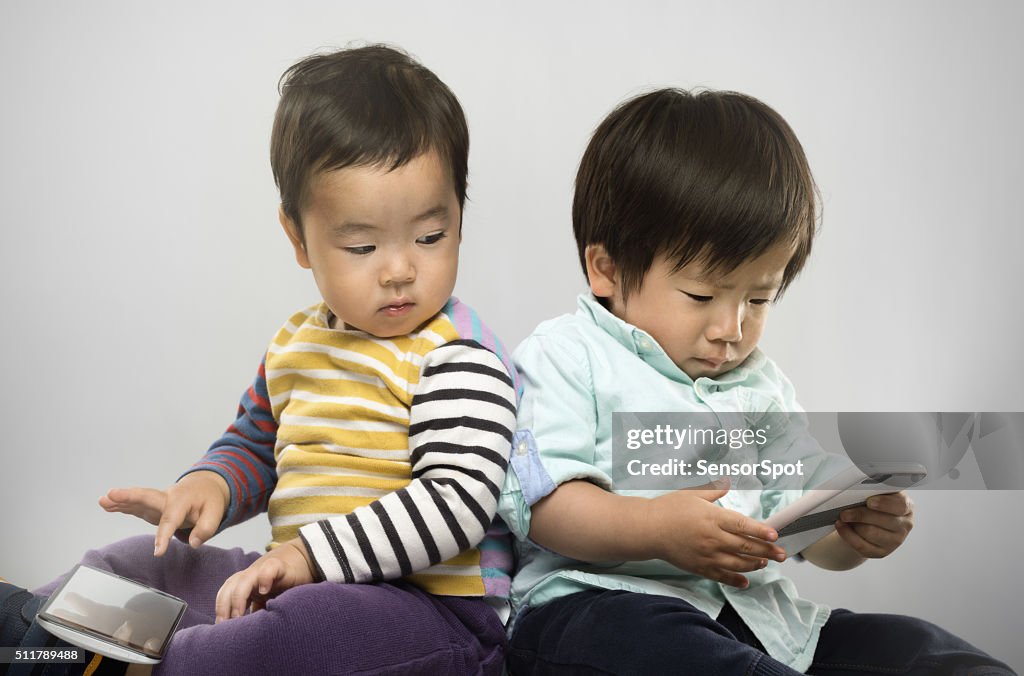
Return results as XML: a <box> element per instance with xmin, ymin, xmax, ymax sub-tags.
<box><xmin>298</xmin><ymin>340</ymin><xmax>517</xmax><ymax>584</ymax></box>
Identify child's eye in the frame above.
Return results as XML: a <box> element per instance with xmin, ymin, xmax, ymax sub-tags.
<box><xmin>749</xmin><ymin>298</ymin><xmax>772</xmax><ymax>306</ymax></box>
<box><xmin>417</xmin><ymin>231</ymin><xmax>447</xmax><ymax>245</ymax></box>
<box><xmin>682</xmin><ymin>292</ymin><xmax>712</xmax><ymax>303</ymax></box>
<box><xmin>344</xmin><ymin>245</ymin><xmax>375</xmax><ymax>255</ymax></box>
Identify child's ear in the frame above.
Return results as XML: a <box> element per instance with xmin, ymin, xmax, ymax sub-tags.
<box><xmin>585</xmin><ymin>244</ymin><xmax>618</xmax><ymax>298</ymax></box>
<box><xmin>279</xmin><ymin>205</ymin><xmax>311</xmax><ymax>269</ymax></box>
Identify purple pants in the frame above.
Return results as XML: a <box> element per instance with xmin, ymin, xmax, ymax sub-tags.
<box><xmin>34</xmin><ymin>535</ymin><xmax>506</xmax><ymax>675</ymax></box>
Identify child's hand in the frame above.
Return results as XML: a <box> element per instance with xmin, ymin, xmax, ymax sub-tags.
<box><xmin>649</xmin><ymin>481</ymin><xmax>787</xmax><ymax>588</ymax></box>
<box><xmin>529</xmin><ymin>479</ymin><xmax>785</xmax><ymax>589</ymax></box>
<box><xmin>99</xmin><ymin>486</ymin><xmax>168</xmax><ymax>528</ymax></box>
<box><xmin>99</xmin><ymin>470</ymin><xmax>230</xmax><ymax>556</ymax></box>
<box><xmin>215</xmin><ymin>538</ymin><xmax>317</xmax><ymax>622</ymax></box>
<box><xmin>834</xmin><ymin>491</ymin><xmax>914</xmax><ymax>558</ymax></box>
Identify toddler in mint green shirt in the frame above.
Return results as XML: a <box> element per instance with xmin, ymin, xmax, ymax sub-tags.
<box><xmin>497</xmin><ymin>88</ymin><xmax>1012</xmax><ymax>675</ymax></box>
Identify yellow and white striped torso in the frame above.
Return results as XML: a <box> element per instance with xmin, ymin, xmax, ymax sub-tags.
<box><xmin>263</xmin><ymin>303</ymin><xmax>487</xmax><ymax>595</ymax></box>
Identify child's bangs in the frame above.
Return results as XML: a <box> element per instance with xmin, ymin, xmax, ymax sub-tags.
<box><xmin>272</xmin><ymin>46</ymin><xmax>468</xmax><ymax>226</ymax></box>
<box><xmin>303</xmin><ymin>81</ymin><xmax>458</xmax><ymax>197</ymax></box>
<box><xmin>659</xmin><ymin>93</ymin><xmax>817</xmax><ymax>291</ymax></box>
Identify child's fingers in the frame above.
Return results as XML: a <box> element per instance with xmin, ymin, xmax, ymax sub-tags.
<box><xmin>214</xmin><ymin>558</ymin><xmax>289</xmax><ymax>623</ymax></box>
<box><xmin>714</xmin><ymin>552</ymin><xmax>770</xmax><ymax>574</ymax></box>
<box><xmin>214</xmin><ymin>579</ymin><xmax>231</xmax><ymax>622</ymax></box>
<box><xmin>838</xmin><ymin>506</ymin><xmax>913</xmax><ymax>534</ymax></box>
<box><xmin>702</xmin><ymin>567</ymin><xmax>750</xmax><ymax>589</ymax></box>
<box><xmin>99</xmin><ymin>487</ymin><xmax>132</xmax><ymax>508</ymax></box>
<box><xmin>836</xmin><ymin>506</ymin><xmax>880</xmax><ymax>526</ymax></box>
<box><xmin>188</xmin><ymin>501</ymin><xmax>223</xmax><ymax>548</ymax></box>
<box><xmin>723</xmin><ymin>533</ymin><xmax>787</xmax><ymax>562</ymax></box>
<box><xmin>850</xmin><ymin>520</ymin><xmax>906</xmax><ymax>551</ymax></box>
<box><xmin>99</xmin><ymin>487</ymin><xmax>159</xmax><ymax>511</ymax></box>
<box><xmin>718</xmin><ymin>513</ymin><xmax>780</xmax><ymax>548</ymax></box>
<box><xmin>215</xmin><ymin>575</ymin><xmax>239</xmax><ymax>623</ymax></box>
<box><xmin>865</xmin><ymin>492</ymin><xmax>913</xmax><ymax>516</ymax></box>
<box><xmin>834</xmin><ymin>520</ymin><xmax>888</xmax><ymax>558</ymax></box>
<box><xmin>256</xmin><ymin>560</ymin><xmax>283</xmax><ymax>596</ymax></box>
<box><xmin>228</xmin><ymin>575</ymin><xmax>256</xmax><ymax>620</ymax></box>
<box><xmin>215</xmin><ymin>571</ymin><xmax>255</xmax><ymax>623</ymax></box>
<box><xmin>154</xmin><ymin>502</ymin><xmax>192</xmax><ymax>556</ymax></box>
<box><xmin>99</xmin><ymin>488</ymin><xmax>167</xmax><ymax>527</ymax></box>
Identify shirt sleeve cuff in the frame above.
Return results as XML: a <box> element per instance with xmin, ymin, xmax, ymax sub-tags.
<box><xmin>509</xmin><ymin>430</ymin><xmax>557</xmax><ymax>505</ymax></box>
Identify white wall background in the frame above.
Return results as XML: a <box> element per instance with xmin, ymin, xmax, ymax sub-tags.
<box><xmin>1</xmin><ymin>0</ymin><xmax>1021</xmax><ymax>670</ymax></box>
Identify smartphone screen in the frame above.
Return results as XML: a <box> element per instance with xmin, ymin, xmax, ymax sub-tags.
<box><xmin>37</xmin><ymin>565</ymin><xmax>187</xmax><ymax>661</ymax></box>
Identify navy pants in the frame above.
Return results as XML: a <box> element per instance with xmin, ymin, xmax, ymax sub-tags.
<box><xmin>507</xmin><ymin>589</ymin><xmax>1015</xmax><ymax>675</ymax></box>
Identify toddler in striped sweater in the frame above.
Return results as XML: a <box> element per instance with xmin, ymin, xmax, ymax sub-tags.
<box><xmin>2</xmin><ymin>44</ymin><xmax>517</xmax><ymax>676</ymax></box>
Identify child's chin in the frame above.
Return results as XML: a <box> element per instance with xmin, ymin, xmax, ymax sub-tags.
<box><xmin>366</xmin><ymin>315</ymin><xmax>427</xmax><ymax>338</ymax></box>
<box><xmin>684</xmin><ymin>361</ymin><xmax>730</xmax><ymax>380</ymax></box>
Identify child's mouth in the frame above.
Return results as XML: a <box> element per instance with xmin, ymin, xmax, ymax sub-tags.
<box><xmin>381</xmin><ymin>302</ymin><xmax>414</xmax><ymax>317</ymax></box>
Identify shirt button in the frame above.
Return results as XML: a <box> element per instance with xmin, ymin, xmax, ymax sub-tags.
<box><xmin>516</xmin><ymin>441</ymin><xmax>529</xmax><ymax>456</ymax></box>
<box><xmin>638</xmin><ymin>338</ymin><xmax>652</xmax><ymax>350</ymax></box>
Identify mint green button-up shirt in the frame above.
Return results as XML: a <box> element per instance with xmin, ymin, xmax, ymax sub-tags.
<box><xmin>498</xmin><ymin>294</ymin><xmax>850</xmax><ymax>672</ymax></box>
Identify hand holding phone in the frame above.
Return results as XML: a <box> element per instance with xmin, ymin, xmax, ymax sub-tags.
<box><xmin>833</xmin><ymin>490</ymin><xmax>915</xmax><ymax>559</ymax></box>
<box><xmin>765</xmin><ymin>462</ymin><xmax>926</xmax><ymax>556</ymax></box>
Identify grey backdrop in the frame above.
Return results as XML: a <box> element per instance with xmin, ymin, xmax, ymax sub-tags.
<box><xmin>2</xmin><ymin>1</ymin><xmax>1021</xmax><ymax>670</ymax></box>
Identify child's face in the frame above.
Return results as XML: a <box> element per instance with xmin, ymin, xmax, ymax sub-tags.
<box><xmin>592</xmin><ymin>242</ymin><xmax>794</xmax><ymax>380</ymax></box>
<box><xmin>282</xmin><ymin>152</ymin><xmax>461</xmax><ymax>338</ymax></box>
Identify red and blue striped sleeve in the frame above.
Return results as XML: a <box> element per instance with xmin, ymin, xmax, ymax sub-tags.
<box><xmin>181</xmin><ymin>355</ymin><xmax>279</xmax><ymax>531</ymax></box>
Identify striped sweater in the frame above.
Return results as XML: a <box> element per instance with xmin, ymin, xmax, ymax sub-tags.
<box><xmin>188</xmin><ymin>298</ymin><xmax>520</xmax><ymax>598</ymax></box>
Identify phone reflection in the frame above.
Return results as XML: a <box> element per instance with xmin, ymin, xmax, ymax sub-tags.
<box><xmin>43</xmin><ymin>566</ymin><xmax>185</xmax><ymax>657</ymax></box>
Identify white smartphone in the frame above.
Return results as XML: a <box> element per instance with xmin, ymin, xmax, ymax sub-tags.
<box><xmin>765</xmin><ymin>462</ymin><xmax>927</xmax><ymax>556</ymax></box>
<box><xmin>35</xmin><ymin>564</ymin><xmax>187</xmax><ymax>664</ymax></box>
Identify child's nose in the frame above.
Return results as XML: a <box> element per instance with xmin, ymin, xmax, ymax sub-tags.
<box><xmin>380</xmin><ymin>255</ymin><xmax>415</xmax><ymax>286</ymax></box>
<box><xmin>705</xmin><ymin>306</ymin><xmax>743</xmax><ymax>343</ymax></box>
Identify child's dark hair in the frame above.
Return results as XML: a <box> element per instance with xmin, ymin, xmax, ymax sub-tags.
<box><xmin>271</xmin><ymin>44</ymin><xmax>469</xmax><ymax>231</ymax></box>
<box><xmin>573</xmin><ymin>88</ymin><xmax>818</xmax><ymax>301</ymax></box>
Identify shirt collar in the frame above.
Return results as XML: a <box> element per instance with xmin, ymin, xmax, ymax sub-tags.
<box><xmin>575</xmin><ymin>292</ymin><xmax>766</xmax><ymax>387</ymax></box>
